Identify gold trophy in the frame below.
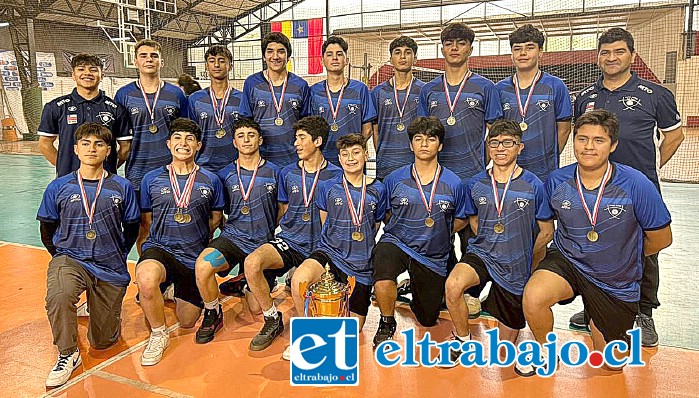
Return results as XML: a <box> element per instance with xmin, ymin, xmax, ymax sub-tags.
<box><xmin>299</xmin><ymin>264</ymin><xmax>356</xmax><ymax>317</ymax></box>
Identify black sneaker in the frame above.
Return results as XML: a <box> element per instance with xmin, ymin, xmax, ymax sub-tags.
<box><xmin>195</xmin><ymin>305</ymin><xmax>223</xmax><ymax>344</ymax></box>
<box><xmin>219</xmin><ymin>274</ymin><xmax>247</xmax><ymax>297</ymax></box>
<box><xmin>437</xmin><ymin>333</ymin><xmax>466</xmax><ymax>368</ymax></box>
<box><xmin>250</xmin><ymin>311</ymin><xmax>284</xmax><ymax>351</ymax></box>
<box><xmin>372</xmin><ymin>315</ymin><xmax>397</xmax><ymax>349</ymax></box>
<box><xmin>636</xmin><ymin>313</ymin><xmax>659</xmax><ymax>347</ymax></box>
<box><xmin>569</xmin><ymin>310</ymin><xmax>590</xmax><ymax>331</ymax></box>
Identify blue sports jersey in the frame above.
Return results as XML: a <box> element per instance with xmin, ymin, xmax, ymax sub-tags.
<box><xmin>496</xmin><ymin>72</ymin><xmax>572</xmax><ymax>183</ymax></box>
<box><xmin>316</xmin><ymin>176</ymin><xmax>387</xmax><ymax>285</ymax></box>
<box><xmin>140</xmin><ymin>166</ymin><xmax>225</xmax><ymax>269</ymax></box>
<box><xmin>574</xmin><ymin>72</ymin><xmax>681</xmax><ymax>188</ymax></box>
<box><xmin>37</xmin><ymin>172</ymin><xmax>140</xmax><ymax>286</ymax></box>
<box><xmin>380</xmin><ymin>164</ymin><xmax>469</xmax><ymax>276</ymax></box>
<box><xmin>464</xmin><ymin>169</ymin><xmax>552</xmax><ymax>295</ymax></box>
<box><xmin>371</xmin><ymin>78</ymin><xmax>425</xmax><ymax>179</ymax></box>
<box><xmin>547</xmin><ymin>163</ymin><xmax>671</xmax><ymax>302</ymax></box>
<box><xmin>115</xmin><ymin>81</ymin><xmax>188</xmax><ymax>190</ymax></box>
<box><xmin>239</xmin><ymin>72</ymin><xmax>309</xmax><ymax>167</ymax></box>
<box><xmin>305</xmin><ymin>79</ymin><xmax>377</xmax><ymax>166</ymax></box>
<box><xmin>38</xmin><ymin>89</ymin><xmax>133</xmax><ymax>177</ymax></box>
<box><xmin>418</xmin><ymin>73</ymin><xmax>502</xmax><ymax>180</ymax></box>
<box><xmin>188</xmin><ymin>87</ymin><xmax>243</xmax><ymax>172</ymax></box>
<box><xmin>277</xmin><ymin>161</ymin><xmax>343</xmax><ymax>256</ymax></box>
<box><xmin>217</xmin><ymin>160</ymin><xmax>282</xmax><ymax>254</ymax></box>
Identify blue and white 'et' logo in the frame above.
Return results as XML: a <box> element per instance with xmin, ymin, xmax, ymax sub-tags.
<box><xmin>289</xmin><ymin>317</ymin><xmax>359</xmax><ymax>386</ymax></box>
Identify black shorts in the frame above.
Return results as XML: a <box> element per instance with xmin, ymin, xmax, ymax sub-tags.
<box><xmin>308</xmin><ymin>251</ymin><xmax>372</xmax><ymax>317</ymax></box>
<box><xmin>458</xmin><ymin>253</ymin><xmax>525</xmax><ymax>330</ymax></box>
<box><xmin>266</xmin><ymin>237</ymin><xmax>306</xmax><ymax>277</ymax></box>
<box><xmin>537</xmin><ymin>248</ymin><xmax>638</xmax><ymax>344</ymax></box>
<box><xmin>139</xmin><ymin>247</ymin><xmax>204</xmax><ymax>308</ymax></box>
<box><xmin>208</xmin><ymin>236</ymin><xmax>248</xmax><ymax>277</ymax></box>
<box><xmin>373</xmin><ymin>242</ymin><xmax>445</xmax><ymax>327</ymax></box>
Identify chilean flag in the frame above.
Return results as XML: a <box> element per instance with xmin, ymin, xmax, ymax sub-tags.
<box><xmin>271</xmin><ymin>18</ymin><xmax>324</xmax><ymax>75</ymax></box>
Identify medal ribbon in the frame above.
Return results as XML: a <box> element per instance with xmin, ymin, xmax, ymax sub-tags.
<box><xmin>513</xmin><ymin>70</ymin><xmax>542</xmax><ymax>122</ymax></box>
<box><xmin>411</xmin><ymin>163</ymin><xmax>441</xmax><ymax>215</ymax></box>
<box><xmin>442</xmin><ymin>71</ymin><xmax>472</xmax><ymax>116</ymax></box>
<box><xmin>393</xmin><ymin>76</ymin><xmax>414</xmax><ymax>120</ymax></box>
<box><xmin>325</xmin><ymin>80</ymin><xmax>346</xmax><ymax>123</ymax></box>
<box><xmin>168</xmin><ymin>164</ymin><xmax>199</xmax><ymax>210</ymax></box>
<box><xmin>77</xmin><ymin>170</ymin><xmax>107</xmax><ymax>230</ymax></box>
<box><xmin>236</xmin><ymin>158</ymin><xmax>262</xmax><ymax>202</ymax></box>
<box><xmin>209</xmin><ymin>86</ymin><xmax>232</xmax><ymax>129</ymax></box>
<box><xmin>302</xmin><ymin>160</ymin><xmax>327</xmax><ymax>208</ymax></box>
<box><xmin>342</xmin><ymin>175</ymin><xmax>367</xmax><ymax>229</ymax></box>
<box><xmin>575</xmin><ymin>162</ymin><xmax>613</xmax><ymax>230</ymax></box>
<box><xmin>266</xmin><ymin>70</ymin><xmax>288</xmax><ymax>117</ymax></box>
<box><xmin>490</xmin><ymin>165</ymin><xmax>519</xmax><ymax>219</ymax></box>
<box><xmin>138</xmin><ymin>80</ymin><xmax>162</xmax><ymax>125</ymax></box>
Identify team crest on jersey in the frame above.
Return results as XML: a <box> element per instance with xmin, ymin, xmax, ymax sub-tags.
<box><xmin>605</xmin><ymin>204</ymin><xmax>625</xmax><ymax>219</ymax></box>
<box><xmin>164</xmin><ymin>106</ymin><xmax>176</xmax><ymax>116</ymax></box>
<box><xmin>69</xmin><ymin>194</ymin><xmax>81</xmax><ymax>203</ymax></box>
<box><xmin>536</xmin><ymin>100</ymin><xmax>551</xmax><ymax>111</ymax></box>
<box><xmin>399</xmin><ymin>197</ymin><xmax>409</xmax><ymax>206</ymax></box>
<box><xmin>110</xmin><ymin>195</ymin><xmax>122</xmax><ymax>207</ymax></box>
<box><xmin>347</xmin><ymin>104</ymin><xmax>358</xmax><ymax>114</ymax></box>
<box><xmin>257</xmin><ymin>100</ymin><xmax>266</xmax><ymax>108</ymax></box>
<box><xmin>502</xmin><ymin>103</ymin><xmax>511</xmax><ymax>111</ymax></box>
<box><xmin>638</xmin><ymin>84</ymin><xmax>653</xmax><ymax>94</ymax></box>
<box><xmin>437</xmin><ymin>200</ymin><xmax>450</xmax><ymax>212</ymax></box>
<box><xmin>383</xmin><ymin>99</ymin><xmax>393</xmax><ymax>106</ymax></box>
<box><xmin>200</xmin><ymin>112</ymin><xmax>208</xmax><ymax>120</ymax></box>
<box><xmin>67</xmin><ymin>114</ymin><xmax>78</xmax><ymax>124</ymax></box>
<box><xmin>514</xmin><ymin>198</ymin><xmax>529</xmax><ymax>211</ymax></box>
<box><xmin>265</xmin><ymin>182</ymin><xmax>276</xmax><ymax>193</ymax></box>
<box><xmin>370</xmin><ymin>201</ymin><xmax>377</xmax><ymax>211</ymax></box>
<box><xmin>466</xmin><ymin>98</ymin><xmax>479</xmax><ymax>108</ymax></box>
<box><xmin>585</xmin><ymin>102</ymin><xmax>595</xmax><ymax>113</ymax></box>
<box><xmin>620</xmin><ymin>96</ymin><xmax>641</xmax><ymax>111</ymax></box>
<box><xmin>160</xmin><ymin>187</ymin><xmax>171</xmax><ymax>195</ymax></box>
<box><xmin>289</xmin><ymin>99</ymin><xmax>300</xmax><ymax>110</ymax></box>
<box><xmin>478</xmin><ymin>196</ymin><xmax>487</xmax><ymax>205</ymax></box>
<box><xmin>198</xmin><ymin>187</ymin><xmax>211</xmax><ymax>199</ymax></box>
<box><xmin>318</xmin><ymin>106</ymin><xmax>325</xmax><ymax>114</ymax></box>
<box><xmin>561</xmin><ymin>200</ymin><xmax>571</xmax><ymax>210</ymax></box>
<box><xmin>97</xmin><ymin>112</ymin><xmax>115</xmax><ymax>125</ymax></box>
<box><xmin>231</xmin><ymin>184</ymin><xmax>239</xmax><ymax>193</ymax></box>
<box><xmin>292</xmin><ymin>185</ymin><xmax>300</xmax><ymax>194</ymax></box>
<box><xmin>130</xmin><ymin>107</ymin><xmax>140</xmax><ymax>115</ymax></box>
<box><xmin>430</xmin><ymin>100</ymin><xmax>438</xmax><ymax>109</ymax></box>
<box><xmin>334</xmin><ymin>198</ymin><xmax>344</xmax><ymax>206</ymax></box>
<box><xmin>68</xmin><ymin>106</ymin><xmax>77</xmax><ymax>111</ymax></box>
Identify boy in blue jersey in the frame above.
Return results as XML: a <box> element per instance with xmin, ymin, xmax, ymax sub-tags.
<box><xmin>135</xmin><ymin>118</ymin><xmax>225</xmax><ymax>366</ymax></box>
<box><xmin>570</xmin><ymin>28</ymin><xmax>684</xmax><ymax>346</ymax></box>
<box><xmin>239</xmin><ymin>32</ymin><xmax>310</xmax><ymax>167</ymax></box>
<box><xmin>371</xmin><ymin>36</ymin><xmax>425</xmax><ymax>180</ymax></box>
<box><xmin>188</xmin><ymin>45</ymin><xmax>243</xmax><ymax>172</ymax></box>
<box><xmin>38</xmin><ymin>123</ymin><xmax>140</xmax><ymax>387</ymax></box>
<box><xmin>38</xmin><ymin>53</ymin><xmax>132</xmax><ymax>177</ymax></box>
<box><xmin>193</xmin><ymin>118</ymin><xmax>282</xmax><ymax>344</ymax></box>
<box><xmin>372</xmin><ymin>116</ymin><xmax>469</xmax><ymax>348</ymax></box>
<box><xmin>305</xmin><ymin>36</ymin><xmax>377</xmax><ymax>166</ymax></box>
<box><xmin>244</xmin><ymin>116</ymin><xmax>342</xmax><ymax>352</ymax></box>
<box><xmin>283</xmin><ymin>133</ymin><xmax>387</xmax><ymax>360</ymax></box>
<box><xmin>523</xmin><ymin>110</ymin><xmax>673</xmax><ymax>372</ymax></box>
<box><xmin>441</xmin><ymin>120</ymin><xmax>554</xmax><ymax>376</ymax></box>
<box><xmin>495</xmin><ymin>25</ymin><xmax>572</xmax><ymax>183</ymax></box>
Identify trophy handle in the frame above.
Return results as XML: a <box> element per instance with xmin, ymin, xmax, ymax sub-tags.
<box><xmin>299</xmin><ymin>281</ymin><xmax>310</xmax><ymax>317</ymax></box>
<box><xmin>346</xmin><ymin>276</ymin><xmax>356</xmax><ymax>298</ymax></box>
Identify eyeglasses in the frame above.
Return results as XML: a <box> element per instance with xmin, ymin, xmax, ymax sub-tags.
<box><xmin>487</xmin><ymin>139</ymin><xmax>520</xmax><ymax>148</ymax></box>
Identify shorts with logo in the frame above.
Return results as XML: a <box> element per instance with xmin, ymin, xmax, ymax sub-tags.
<box><xmin>267</xmin><ymin>237</ymin><xmax>306</xmax><ymax>277</ymax></box>
<box><xmin>458</xmin><ymin>253</ymin><xmax>525</xmax><ymax>330</ymax></box>
<box><xmin>537</xmin><ymin>247</ymin><xmax>638</xmax><ymax>344</ymax></box>
<box><xmin>307</xmin><ymin>250</ymin><xmax>372</xmax><ymax>317</ymax></box>
<box><xmin>138</xmin><ymin>247</ymin><xmax>203</xmax><ymax>308</ymax></box>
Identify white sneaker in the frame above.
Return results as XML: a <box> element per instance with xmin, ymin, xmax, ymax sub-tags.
<box><xmin>464</xmin><ymin>294</ymin><xmax>481</xmax><ymax>319</ymax></box>
<box><xmin>282</xmin><ymin>345</ymin><xmax>291</xmax><ymax>361</ymax></box>
<box><xmin>141</xmin><ymin>332</ymin><xmax>170</xmax><ymax>366</ymax></box>
<box><xmin>162</xmin><ymin>283</ymin><xmax>175</xmax><ymax>302</ymax></box>
<box><xmin>46</xmin><ymin>349</ymin><xmax>81</xmax><ymax>387</ymax></box>
<box><xmin>76</xmin><ymin>302</ymin><xmax>89</xmax><ymax>317</ymax></box>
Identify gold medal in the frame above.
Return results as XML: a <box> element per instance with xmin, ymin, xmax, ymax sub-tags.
<box><xmin>215</xmin><ymin>128</ymin><xmax>226</xmax><ymax>139</ymax></box>
<box><xmin>396</xmin><ymin>122</ymin><xmax>405</xmax><ymax>131</ymax></box>
<box><xmin>241</xmin><ymin>205</ymin><xmax>250</xmax><ymax>215</ymax></box>
<box><xmin>86</xmin><ymin>230</ymin><xmax>97</xmax><ymax>240</ymax></box>
<box><xmin>587</xmin><ymin>230</ymin><xmax>599</xmax><ymax>242</ymax></box>
<box><xmin>183</xmin><ymin>214</ymin><xmax>192</xmax><ymax>223</ymax></box>
<box><xmin>302</xmin><ymin>212</ymin><xmax>311</xmax><ymax>222</ymax></box>
<box><xmin>174</xmin><ymin>212</ymin><xmax>184</xmax><ymax>223</ymax></box>
<box><xmin>425</xmin><ymin>217</ymin><xmax>435</xmax><ymax>227</ymax></box>
<box><xmin>352</xmin><ymin>231</ymin><xmax>365</xmax><ymax>242</ymax></box>
<box><xmin>330</xmin><ymin>123</ymin><xmax>339</xmax><ymax>132</ymax></box>
<box><xmin>149</xmin><ymin>124</ymin><xmax>158</xmax><ymax>134</ymax></box>
<box><xmin>494</xmin><ymin>223</ymin><xmax>505</xmax><ymax>234</ymax></box>
<box><xmin>446</xmin><ymin>116</ymin><xmax>456</xmax><ymax>126</ymax></box>
<box><xmin>274</xmin><ymin>117</ymin><xmax>284</xmax><ymax>126</ymax></box>
<box><xmin>519</xmin><ymin>121</ymin><xmax>528</xmax><ymax>132</ymax></box>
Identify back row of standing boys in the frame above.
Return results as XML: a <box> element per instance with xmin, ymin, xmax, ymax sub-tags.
<box><xmin>37</xmin><ymin>21</ymin><xmax>681</xmax><ymax>387</ymax></box>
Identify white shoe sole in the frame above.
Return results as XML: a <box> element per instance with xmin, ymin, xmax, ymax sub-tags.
<box><xmin>45</xmin><ymin>355</ymin><xmax>82</xmax><ymax>387</ymax></box>
<box><xmin>141</xmin><ymin>340</ymin><xmax>170</xmax><ymax>366</ymax></box>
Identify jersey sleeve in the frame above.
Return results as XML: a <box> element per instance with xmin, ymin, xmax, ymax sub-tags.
<box><xmin>655</xmin><ymin>87</ymin><xmax>682</xmax><ymax>132</ymax></box>
<box><xmin>370</xmin><ymin>86</ymin><xmax>380</xmax><ymax>124</ymax></box>
<box><xmin>453</xmin><ymin>179</ymin><xmax>470</xmax><ymax>219</ymax></box>
<box><xmin>630</xmin><ymin>172</ymin><xmax>672</xmax><ymax>230</ymax></box>
<box><xmin>554</xmin><ymin>79</ymin><xmax>573</xmax><ymax>121</ymax></box>
<box><xmin>187</xmin><ymin>95</ymin><xmax>197</xmax><ymax>121</ymax></box>
<box><xmin>139</xmin><ymin>174</ymin><xmax>154</xmax><ymax>212</ymax></box>
<box><xmin>374</xmin><ymin>182</ymin><xmax>388</xmax><ymax>222</ymax></box>
<box><xmin>483</xmin><ymin>81</ymin><xmax>503</xmax><ymax>123</ymax></box>
<box><xmin>572</xmin><ymin>91</ymin><xmax>585</xmax><ymax>121</ymax></box>
<box><xmin>532</xmin><ymin>176</ymin><xmax>554</xmax><ymax>221</ymax></box>
<box><xmin>122</xmin><ymin>180</ymin><xmax>141</xmax><ymax>223</ymax></box>
<box><xmin>176</xmin><ymin>88</ymin><xmax>189</xmax><ymax>118</ymax></box>
<box><xmin>114</xmin><ymin>87</ymin><xmax>127</xmax><ymax>107</ymax></box>
<box><xmin>277</xmin><ymin>167</ymin><xmax>290</xmax><ymax>203</ymax></box>
<box><xmin>37</xmin><ymin>181</ymin><xmax>60</xmax><ymax>222</ymax></box>
<box><xmin>417</xmin><ymin>85</ymin><xmax>429</xmax><ymax>117</ymax></box>
<box><xmin>238</xmin><ymin>78</ymin><xmax>254</xmax><ymax>118</ymax></box>
<box><xmin>211</xmin><ymin>174</ymin><xmax>226</xmax><ymax>211</ymax></box>
<box><xmin>316</xmin><ymin>180</ymin><xmax>329</xmax><ymax>211</ymax></box>
<box><xmin>37</xmin><ymin>102</ymin><xmax>59</xmax><ymax>137</ymax></box>
<box><xmin>462</xmin><ymin>178</ymin><xmax>477</xmax><ymax>217</ymax></box>
<box><xmin>114</xmin><ymin>103</ymin><xmax>133</xmax><ymax>140</ymax></box>
<box><xmin>361</xmin><ymin>84</ymin><xmax>377</xmax><ymax>124</ymax></box>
